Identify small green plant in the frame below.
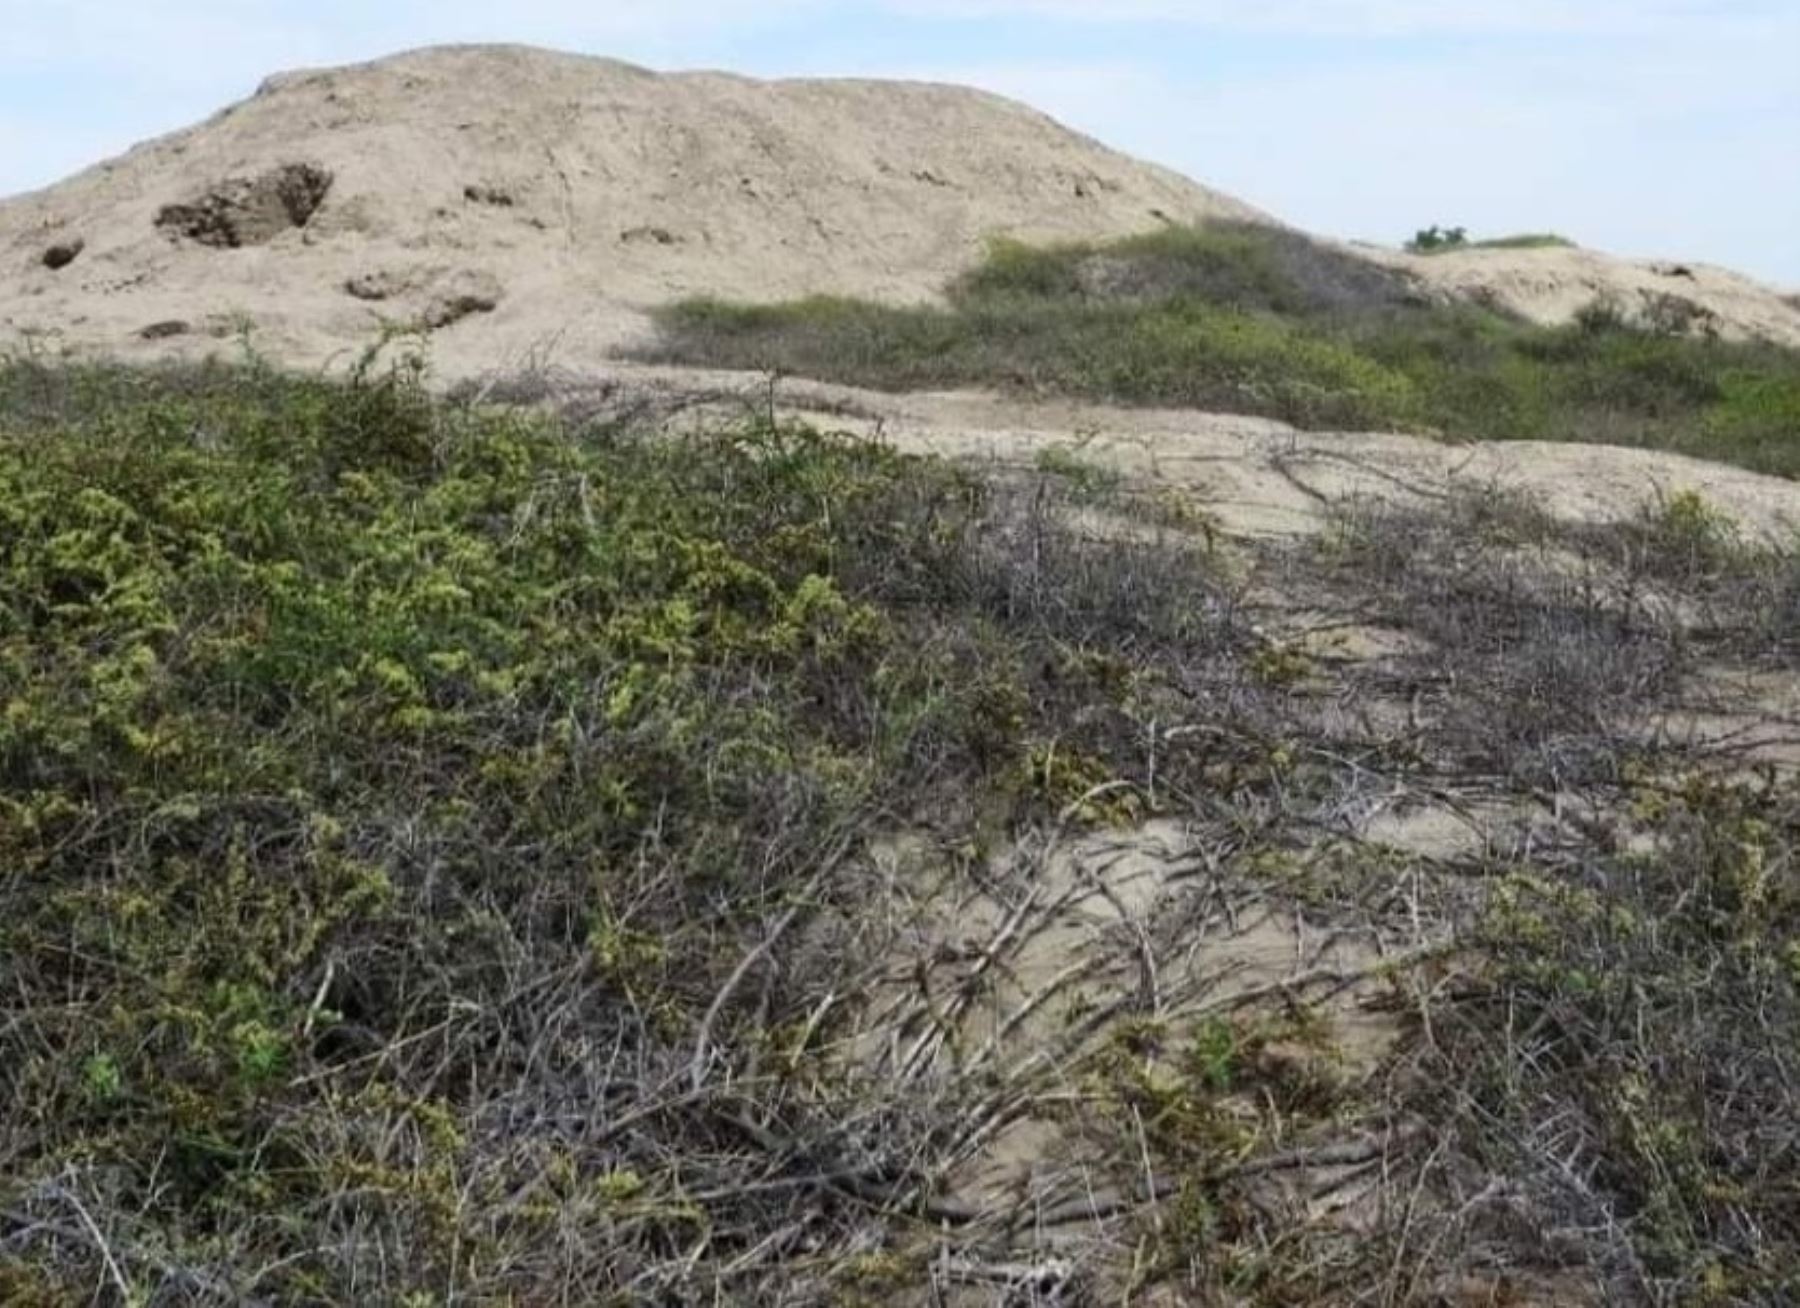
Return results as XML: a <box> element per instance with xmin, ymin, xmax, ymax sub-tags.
<box><xmin>1644</xmin><ymin>487</ymin><xmax>1740</xmax><ymax>569</ymax></box>
<box><xmin>81</xmin><ymin>1054</ymin><xmax>123</xmax><ymax>1102</ymax></box>
<box><xmin>232</xmin><ymin>1021</ymin><xmax>289</xmax><ymax>1084</ymax></box>
<box><xmin>1250</xmin><ymin>641</ymin><xmax>1313</xmax><ymax>688</ymax></box>
<box><xmin>593</xmin><ymin>1168</ymin><xmax>647</xmax><ymax>1206</ymax></box>
<box><xmin>1189</xmin><ymin>1017</ymin><xmax>1238</xmax><ymax>1092</ymax></box>
<box><xmin>1034</xmin><ymin>440</ymin><xmax>1122</xmax><ymax>500</ymax></box>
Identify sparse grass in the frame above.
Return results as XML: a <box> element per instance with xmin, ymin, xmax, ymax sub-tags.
<box><xmin>1271</xmin><ymin>490</ymin><xmax>1800</xmax><ymax>1300</ymax></box>
<box><xmin>637</xmin><ymin>221</ymin><xmax>1800</xmax><ymax>476</ymax></box>
<box><xmin>1369</xmin><ymin>765</ymin><xmax>1800</xmax><ymax>1304</ymax></box>
<box><xmin>1308</xmin><ymin>487</ymin><xmax>1800</xmax><ymax>778</ymax></box>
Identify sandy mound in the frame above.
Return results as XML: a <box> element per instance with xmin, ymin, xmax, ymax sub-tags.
<box><xmin>1375</xmin><ymin>242</ymin><xmax>1800</xmax><ymax>347</ymax></box>
<box><xmin>0</xmin><ymin>43</ymin><xmax>1264</xmax><ymax>377</ymax></box>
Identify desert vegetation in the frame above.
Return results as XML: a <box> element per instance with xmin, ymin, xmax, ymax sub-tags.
<box><xmin>3</xmin><ymin>351</ymin><xmax>1799</xmax><ymax>1303</ymax></box>
<box><xmin>1407</xmin><ymin>226</ymin><xmax>1577</xmax><ymax>254</ymax></box>
<box><xmin>637</xmin><ymin>221</ymin><xmax>1800</xmax><ymax>477</ymax></box>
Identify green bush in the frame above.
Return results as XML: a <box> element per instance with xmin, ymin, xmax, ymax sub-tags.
<box><xmin>1407</xmin><ymin>224</ymin><xmax>1468</xmax><ymax>253</ymax></box>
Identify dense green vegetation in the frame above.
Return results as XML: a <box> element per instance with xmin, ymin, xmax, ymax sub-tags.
<box><xmin>0</xmin><ymin>356</ymin><xmax>1248</xmax><ymax>1301</ymax></box>
<box><xmin>4</xmin><ymin>347</ymin><xmax>1799</xmax><ymax>1300</ymax></box>
<box><xmin>637</xmin><ymin>222</ymin><xmax>1800</xmax><ymax>476</ymax></box>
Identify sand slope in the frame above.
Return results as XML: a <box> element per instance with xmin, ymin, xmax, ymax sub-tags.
<box><xmin>0</xmin><ymin>44</ymin><xmax>1266</xmax><ymax>377</ymax></box>
<box><xmin>1374</xmin><ymin>243</ymin><xmax>1800</xmax><ymax>347</ymax></box>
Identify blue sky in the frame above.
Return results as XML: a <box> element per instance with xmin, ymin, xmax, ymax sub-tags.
<box><xmin>2</xmin><ymin>1</ymin><xmax>1795</xmax><ymax>285</ymax></box>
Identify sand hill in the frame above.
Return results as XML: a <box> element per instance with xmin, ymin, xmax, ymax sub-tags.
<box><xmin>4</xmin><ymin>42</ymin><xmax>1796</xmax><ymax>384</ymax></box>
<box><xmin>0</xmin><ymin>44</ymin><xmax>1267</xmax><ymax>378</ymax></box>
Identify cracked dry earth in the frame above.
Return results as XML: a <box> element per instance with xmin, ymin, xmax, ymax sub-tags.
<box><xmin>564</xmin><ymin>363</ymin><xmax>1800</xmax><ymax>1303</ymax></box>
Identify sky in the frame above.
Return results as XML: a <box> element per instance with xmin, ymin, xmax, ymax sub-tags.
<box><xmin>2</xmin><ymin>1</ymin><xmax>1795</xmax><ymax>286</ymax></box>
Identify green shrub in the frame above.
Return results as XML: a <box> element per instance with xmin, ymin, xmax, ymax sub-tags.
<box><xmin>1407</xmin><ymin>224</ymin><xmax>1468</xmax><ymax>253</ymax></box>
<box><xmin>0</xmin><ymin>358</ymin><xmax>1243</xmax><ymax>1300</ymax></box>
<box><xmin>954</xmin><ymin>235</ymin><xmax>1089</xmax><ymax>300</ymax></box>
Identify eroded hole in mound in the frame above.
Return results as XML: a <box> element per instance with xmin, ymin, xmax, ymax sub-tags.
<box><xmin>156</xmin><ymin>162</ymin><xmax>334</xmax><ymax>248</ymax></box>
<box><xmin>344</xmin><ymin>269</ymin><xmax>413</xmax><ymax>302</ymax></box>
<box><xmin>421</xmin><ymin>270</ymin><xmax>503</xmax><ymax>329</ymax></box>
<box><xmin>41</xmin><ymin>239</ymin><xmax>85</xmax><ymax>270</ymax></box>
<box><xmin>620</xmin><ymin>225</ymin><xmax>679</xmax><ymax>247</ymax></box>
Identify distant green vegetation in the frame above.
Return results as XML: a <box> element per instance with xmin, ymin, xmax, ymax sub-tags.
<box><xmin>1407</xmin><ymin>225</ymin><xmax>1577</xmax><ymax>254</ymax></box>
<box><xmin>1408</xmin><ymin>224</ymin><xmax>1469</xmax><ymax>253</ymax></box>
<box><xmin>1462</xmin><ymin>231</ymin><xmax>1577</xmax><ymax>251</ymax></box>
<box><xmin>636</xmin><ymin>221</ymin><xmax>1800</xmax><ymax>476</ymax></box>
